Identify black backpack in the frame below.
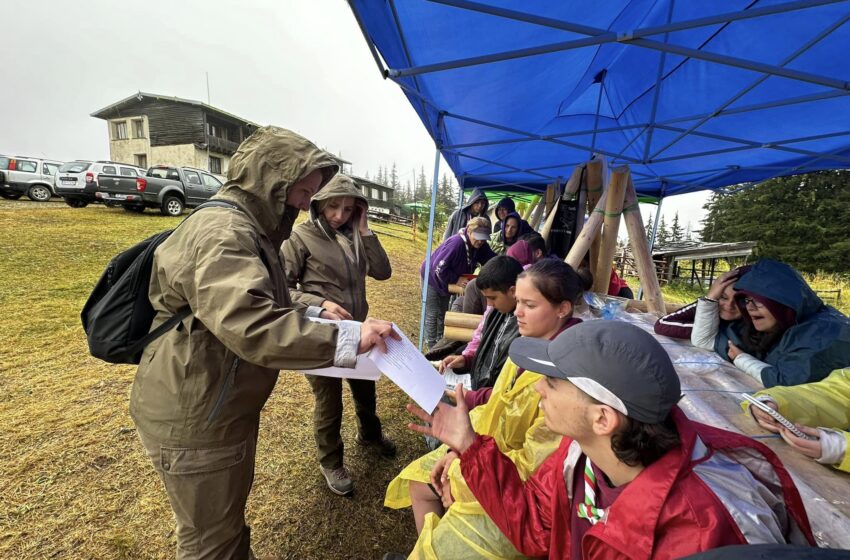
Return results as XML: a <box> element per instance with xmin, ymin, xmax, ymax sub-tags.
<box><xmin>81</xmin><ymin>200</ymin><xmax>238</xmax><ymax>364</ymax></box>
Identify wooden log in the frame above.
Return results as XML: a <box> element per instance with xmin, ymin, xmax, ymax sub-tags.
<box><xmin>592</xmin><ymin>167</ymin><xmax>629</xmax><ymax>293</ymax></box>
<box><xmin>445</xmin><ymin>311</ymin><xmax>483</xmax><ymax>330</ymax></box>
<box><xmin>528</xmin><ymin>192</ymin><xmax>547</xmax><ymax>230</ymax></box>
<box><xmin>443</xmin><ymin>326</ymin><xmax>475</xmax><ymax>342</ymax></box>
<box><xmin>624</xmin><ymin>298</ymin><xmax>684</xmax><ymax>314</ymax></box>
<box><xmin>622</xmin><ymin>177</ymin><xmax>666</xmax><ymax>316</ymax></box>
<box><xmin>585</xmin><ymin>159</ymin><xmax>605</xmax><ymax>273</ymax></box>
<box><xmin>563</xmin><ymin>164</ymin><xmax>585</xmax><ymax>196</ymax></box>
<box><xmin>565</xmin><ymin>189</ymin><xmax>608</xmax><ymax>269</ymax></box>
<box><xmin>522</xmin><ymin>195</ymin><xmax>540</xmax><ymax>221</ymax></box>
<box><xmin>542</xmin><ymin>166</ymin><xmax>584</xmax><ymax>241</ymax></box>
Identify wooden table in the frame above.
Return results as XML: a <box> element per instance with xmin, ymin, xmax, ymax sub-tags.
<box><xmin>610</xmin><ymin>311</ymin><xmax>850</xmax><ymax>549</ymax></box>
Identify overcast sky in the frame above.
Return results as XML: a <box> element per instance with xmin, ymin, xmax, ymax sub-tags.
<box><xmin>2</xmin><ymin>0</ymin><xmax>708</xmax><ymax>233</ymax></box>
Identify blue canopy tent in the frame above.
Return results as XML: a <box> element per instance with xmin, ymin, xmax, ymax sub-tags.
<box><xmin>346</xmin><ymin>0</ymin><xmax>850</xmax><ymax>347</ymax></box>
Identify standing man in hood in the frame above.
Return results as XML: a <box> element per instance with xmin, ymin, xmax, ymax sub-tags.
<box><xmin>283</xmin><ymin>174</ymin><xmax>395</xmax><ymax>496</ymax></box>
<box><xmin>130</xmin><ymin>126</ymin><xmax>395</xmax><ymax>560</ymax></box>
<box><xmin>443</xmin><ymin>187</ymin><xmax>491</xmax><ymax>242</ymax></box>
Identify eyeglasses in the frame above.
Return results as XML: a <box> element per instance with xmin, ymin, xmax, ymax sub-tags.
<box><xmin>741</xmin><ymin>297</ymin><xmax>764</xmax><ymax>309</ymax></box>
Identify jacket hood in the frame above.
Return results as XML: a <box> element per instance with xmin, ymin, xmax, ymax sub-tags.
<box><xmin>214</xmin><ymin>125</ymin><xmax>339</xmax><ymax>245</ymax></box>
<box><xmin>462</xmin><ymin>188</ymin><xmax>490</xmax><ymax>214</ymax></box>
<box><xmin>495</xmin><ymin>197</ymin><xmax>516</xmax><ymax>214</ymax></box>
<box><xmin>734</xmin><ymin>259</ymin><xmax>823</xmax><ymax>320</ymax></box>
<box><xmin>308</xmin><ymin>174</ymin><xmax>369</xmax><ymax>223</ymax></box>
<box><xmin>500</xmin><ymin>211</ymin><xmax>532</xmax><ymax>244</ymax></box>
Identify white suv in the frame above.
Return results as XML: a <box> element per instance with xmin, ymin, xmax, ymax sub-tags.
<box><xmin>0</xmin><ymin>155</ymin><xmax>63</xmax><ymax>202</ymax></box>
<box><xmin>54</xmin><ymin>160</ymin><xmax>146</xmax><ymax>208</ymax></box>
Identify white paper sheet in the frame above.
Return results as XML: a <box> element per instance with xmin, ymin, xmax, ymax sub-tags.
<box><xmin>298</xmin><ymin>319</ymin><xmax>444</xmax><ymax>412</ymax></box>
<box><xmin>442</xmin><ymin>369</ymin><xmax>472</xmax><ymax>390</ymax></box>
<box><xmin>367</xmin><ymin>324</ymin><xmax>445</xmax><ymax>413</ymax></box>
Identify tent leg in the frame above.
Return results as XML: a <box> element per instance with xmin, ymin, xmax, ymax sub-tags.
<box><xmin>418</xmin><ymin>149</ymin><xmax>442</xmax><ymax>351</ymax></box>
<box><xmin>638</xmin><ymin>196</ymin><xmax>664</xmax><ymax>300</ymax></box>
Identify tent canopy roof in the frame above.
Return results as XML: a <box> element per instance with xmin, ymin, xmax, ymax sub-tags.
<box><xmin>349</xmin><ymin>0</ymin><xmax>850</xmax><ymax>198</ymax></box>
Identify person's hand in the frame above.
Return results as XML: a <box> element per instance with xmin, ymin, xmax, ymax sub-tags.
<box><xmin>358</xmin><ymin>317</ymin><xmax>399</xmax><ymax>354</ymax></box>
<box><xmin>320</xmin><ymin>309</ymin><xmax>344</xmax><ymax>321</ymax></box>
<box><xmin>727</xmin><ymin>341</ymin><xmax>743</xmax><ymax>361</ymax></box>
<box><xmin>749</xmin><ymin>400</ymin><xmax>782</xmax><ymax>432</ymax></box>
<box><xmin>439</xmin><ymin>355</ymin><xmax>466</xmax><ymax>373</ymax></box>
<box><xmin>456</xmin><ymin>277</ymin><xmax>470</xmax><ymax>289</ymax></box>
<box><xmin>407</xmin><ymin>384</ymin><xmax>476</xmax><ymax>453</ymax></box>
<box><xmin>321</xmin><ymin>300</ymin><xmax>353</xmax><ymax>321</ymax></box>
<box><xmin>780</xmin><ymin>424</ymin><xmax>822</xmax><ymax>460</ymax></box>
<box><xmin>357</xmin><ymin>201</ymin><xmax>370</xmax><ymax>235</ymax></box>
<box><xmin>430</xmin><ymin>451</ymin><xmax>459</xmax><ymax>507</ymax></box>
<box><xmin>708</xmin><ymin>270</ymin><xmax>739</xmax><ymax>300</ymax></box>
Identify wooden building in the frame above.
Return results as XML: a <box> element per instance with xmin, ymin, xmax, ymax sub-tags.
<box><xmin>91</xmin><ymin>92</ymin><xmax>258</xmax><ymax>176</ymax></box>
<box><xmin>351</xmin><ymin>174</ymin><xmax>395</xmax><ymax>214</ymax></box>
<box><xmin>651</xmin><ymin>241</ymin><xmax>757</xmax><ymax>288</ymax></box>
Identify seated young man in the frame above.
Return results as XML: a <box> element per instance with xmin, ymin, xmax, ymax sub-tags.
<box><xmin>440</xmin><ymin>256</ymin><xmax>524</xmax><ymax>390</ymax></box>
<box><xmin>409</xmin><ymin>321</ymin><xmax>815</xmax><ymax>559</ymax></box>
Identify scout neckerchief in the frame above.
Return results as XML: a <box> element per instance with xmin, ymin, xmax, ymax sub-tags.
<box><xmin>576</xmin><ymin>457</ymin><xmax>606</xmax><ymax>525</ymax></box>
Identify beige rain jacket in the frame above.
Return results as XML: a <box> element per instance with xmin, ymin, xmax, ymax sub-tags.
<box><xmin>130</xmin><ymin>126</ymin><xmax>348</xmax><ymax>447</ymax></box>
<box><xmin>282</xmin><ymin>175</ymin><xmax>392</xmax><ymax>322</ymax></box>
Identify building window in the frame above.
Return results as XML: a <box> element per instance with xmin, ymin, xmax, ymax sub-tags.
<box><xmin>134</xmin><ymin>154</ymin><xmax>147</xmax><ymax>169</ymax></box>
<box><xmin>370</xmin><ymin>187</ymin><xmax>378</xmax><ymax>199</ymax></box>
<box><xmin>133</xmin><ymin>119</ymin><xmax>145</xmax><ymax>138</ymax></box>
<box><xmin>381</xmin><ymin>190</ymin><xmax>388</xmax><ymax>201</ymax></box>
<box><xmin>113</xmin><ymin>121</ymin><xmax>128</xmax><ymax>140</ymax></box>
<box><xmin>209</xmin><ymin>156</ymin><xmax>222</xmax><ymax>174</ymax></box>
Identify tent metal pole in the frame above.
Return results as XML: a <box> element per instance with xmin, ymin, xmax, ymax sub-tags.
<box><xmin>638</xmin><ymin>193</ymin><xmax>664</xmax><ymax>300</ymax></box>
<box><xmin>448</xmin><ymin>150</ymin><xmax>560</xmax><ymax>180</ymax></box>
<box><xmin>590</xmin><ymin>69</ymin><xmax>606</xmax><ymax>157</ymax></box>
<box><xmin>648</xmin><ymin>11</ymin><xmax>850</xmax><ymax>160</ymax></box>
<box><xmin>418</xmin><ymin>147</ymin><xmax>443</xmax><ymax>351</ymax></box>
<box><xmin>345</xmin><ymin>0</ymin><xmax>389</xmax><ymax>78</ymax></box>
<box><xmin>643</xmin><ymin>0</ymin><xmax>675</xmax><ymax>162</ymax></box>
<box><xmin>396</xmin><ymin>2</ymin><xmax>849</xmax><ymax>91</ymax></box>
<box><xmin>429</xmin><ymin>0</ymin><xmax>843</xmax><ymax>41</ymax></box>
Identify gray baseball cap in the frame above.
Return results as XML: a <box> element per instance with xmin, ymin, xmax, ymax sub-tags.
<box><xmin>508</xmin><ymin>321</ymin><xmax>681</xmax><ymax>424</ymax></box>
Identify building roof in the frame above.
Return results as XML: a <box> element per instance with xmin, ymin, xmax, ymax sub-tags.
<box><xmin>652</xmin><ymin>241</ymin><xmax>757</xmax><ymax>261</ymax></box>
<box><xmin>351</xmin><ymin>174</ymin><xmax>395</xmax><ymax>191</ymax></box>
<box><xmin>90</xmin><ymin>91</ymin><xmax>258</xmax><ymax>127</ymax></box>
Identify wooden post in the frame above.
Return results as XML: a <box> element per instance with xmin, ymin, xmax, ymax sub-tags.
<box><xmin>529</xmin><ymin>187</ymin><xmax>549</xmax><ymax>230</ymax></box>
<box><xmin>565</xmin><ymin>189</ymin><xmax>608</xmax><ymax>270</ymax></box>
<box><xmin>592</xmin><ymin>167</ymin><xmax>629</xmax><ymax>293</ymax></box>
<box><xmin>522</xmin><ymin>195</ymin><xmax>541</xmax><ymax>221</ymax></box>
<box><xmin>540</xmin><ymin>179</ymin><xmax>564</xmax><ymax>242</ymax></box>
<box><xmin>585</xmin><ymin>159</ymin><xmax>604</xmax><ymax>273</ymax></box>
<box><xmin>621</xmin><ymin>177</ymin><xmax>666</xmax><ymax>316</ymax></box>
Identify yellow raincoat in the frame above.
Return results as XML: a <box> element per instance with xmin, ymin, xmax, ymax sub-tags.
<box><xmin>385</xmin><ymin>359</ymin><xmax>560</xmax><ymax>559</ymax></box>
<box><xmin>745</xmin><ymin>368</ymin><xmax>850</xmax><ymax>473</ymax></box>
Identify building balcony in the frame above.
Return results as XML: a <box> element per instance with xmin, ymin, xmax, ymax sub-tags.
<box><xmin>204</xmin><ymin>134</ymin><xmax>241</xmax><ymax>156</ymax></box>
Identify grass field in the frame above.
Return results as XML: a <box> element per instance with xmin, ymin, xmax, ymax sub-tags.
<box><xmin>0</xmin><ymin>199</ymin><xmax>425</xmax><ymax>559</ymax></box>
<box><xmin>3</xmin><ymin>199</ymin><xmax>849</xmax><ymax>559</ymax></box>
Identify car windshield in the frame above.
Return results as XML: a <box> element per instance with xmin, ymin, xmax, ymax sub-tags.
<box><xmin>59</xmin><ymin>162</ymin><xmax>91</xmax><ymax>173</ymax></box>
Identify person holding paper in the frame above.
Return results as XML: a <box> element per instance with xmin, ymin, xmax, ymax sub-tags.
<box><xmin>386</xmin><ymin>259</ymin><xmax>584</xmax><ymax>559</ymax></box>
<box><xmin>130</xmin><ymin>126</ymin><xmax>396</xmax><ymax>560</ymax></box>
<box><xmin>283</xmin><ymin>174</ymin><xmax>395</xmax><ymax>496</ymax></box>
<box><xmin>405</xmin><ymin>322</ymin><xmax>814</xmax><ymax>560</ymax></box>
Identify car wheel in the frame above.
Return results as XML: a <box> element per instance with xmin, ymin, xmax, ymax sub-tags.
<box><xmin>27</xmin><ymin>185</ymin><xmax>52</xmax><ymax>202</ymax></box>
<box><xmin>0</xmin><ymin>191</ymin><xmax>23</xmax><ymax>200</ymax></box>
<box><xmin>161</xmin><ymin>195</ymin><xmax>184</xmax><ymax>217</ymax></box>
<box><xmin>123</xmin><ymin>205</ymin><xmax>145</xmax><ymax>213</ymax></box>
<box><xmin>65</xmin><ymin>199</ymin><xmax>88</xmax><ymax>208</ymax></box>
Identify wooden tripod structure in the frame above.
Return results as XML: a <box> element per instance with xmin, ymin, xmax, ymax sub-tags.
<box><xmin>533</xmin><ymin>157</ymin><xmax>667</xmax><ymax>316</ymax></box>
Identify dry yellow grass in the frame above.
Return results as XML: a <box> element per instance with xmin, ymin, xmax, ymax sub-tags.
<box><xmin>0</xmin><ymin>200</ymin><xmax>426</xmax><ymax>559</ymax></box>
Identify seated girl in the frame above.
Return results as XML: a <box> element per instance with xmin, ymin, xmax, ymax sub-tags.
<box><xmin>745</xmin><ymin>368</ymin><xmax>850</xmax><ymax>473</ymax></box>
<box><xmin>655</xmin><ymin>267</ymin><xmax>746</xmax><ymax>339</ymax></box>
<box><xmin>385</xmin><ymin>260</ymin><xmax>584</xmax><ymax>559</ymax></box>
<box><xmin>692</xmin><ymin>259</ymin><xmax>850</xmax><ymax>387</ymax></box>
<box><xmin>489</xmin><ymin>211</ymin><xmax>533</xmax><ymax>255</ymax></box>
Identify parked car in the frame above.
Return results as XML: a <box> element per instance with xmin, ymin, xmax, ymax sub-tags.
<box><xmin>96</xmin><ymin>165</ymin><xmax>223</xmax><ymax>216</ymax></box>
<box><xmin>54</xmin><ymin>161</ymin><xmax>146</xmax><ymax>208</ymax></box>
<box><xmin>0</xmin><ymin>155</ymin><xmax>62</xmax><ymax>201</ymax></box>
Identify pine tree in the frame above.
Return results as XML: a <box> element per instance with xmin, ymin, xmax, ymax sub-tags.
<box><xmin>684</xmin><ymin>221</ymin><xmax>693</xmax><ymax>241</ymax></box>
<box><xmin>415</xmin><ymin>166</ymin><xmax>429</xmax><ymax>202</ymax></box>
<box><xmin>670</xmin><ymin>211</ymin><xmax>683</xmax><ymax>242</ymax></box>
<box><xmin>656</xmin><ymin>216</ymin><xmax>669</xmax><ymax>247</ymax></box>
<box><xmin>645</xmin><ymin>215</ymin><xmax>654</xmax><ymax>242</ymax></box>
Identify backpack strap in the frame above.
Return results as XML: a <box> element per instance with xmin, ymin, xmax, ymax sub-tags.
<box><xmin>143</xmin><ymin>200</ymin><xmax>242</xmax><ymax>347</ymax></box>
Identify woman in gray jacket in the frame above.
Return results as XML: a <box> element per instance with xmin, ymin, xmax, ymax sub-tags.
<box><xmin>283</xmin><ymin>174</ymin><xmax>395</xmax><ymax>496</ymax></box>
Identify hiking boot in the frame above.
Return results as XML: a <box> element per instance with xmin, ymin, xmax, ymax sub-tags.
<box><xmin>356</xmin><ymin>434</ymin><xmax>397</xmax><ymax>458</ymax></box>
<box><xmin>320</xmin><ymin>465</ymin><xmax>354</xmax><ymax>496</ymax></box>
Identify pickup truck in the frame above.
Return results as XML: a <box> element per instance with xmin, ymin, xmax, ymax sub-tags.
<box><xmin>95</xmin><ymin>165</ymin><xmax>224</xmax><ymax>216</ymax></box>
